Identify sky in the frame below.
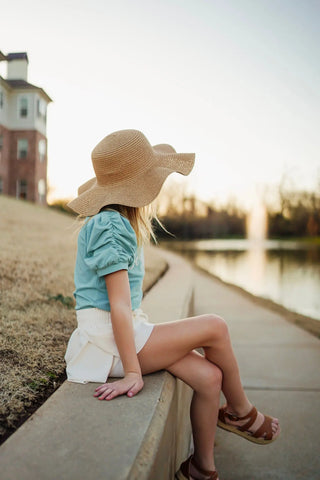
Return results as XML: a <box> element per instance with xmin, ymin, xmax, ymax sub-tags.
<box><xmin>1</xmin><ymin>0</ymin><xmax>319</xmax><ymax>210</ymax></box>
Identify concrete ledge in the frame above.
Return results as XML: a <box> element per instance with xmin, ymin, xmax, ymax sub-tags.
<box><xmin>0</xmin><ymin>248</ymin><xmax>194</xmax><ymax>480</ymax></box>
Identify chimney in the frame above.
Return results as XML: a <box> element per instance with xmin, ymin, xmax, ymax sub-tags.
<box><xmin>6</xmin><ymin>52</ymin><xmax>29</xmax><ymax>81</ymax></box>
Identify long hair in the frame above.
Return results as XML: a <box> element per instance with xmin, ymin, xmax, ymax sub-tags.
<box><xmin>101</xmin><ymin>204</ymin><xmax>160</xmax><ymax>246</ymax></box>
<box><xmin>76</xmin><ymin>203</ymin><xmax>165</xmax><ymax>245</ymax></box>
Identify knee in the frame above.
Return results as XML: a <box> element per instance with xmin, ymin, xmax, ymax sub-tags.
<box><xmin>203</xmin><ymin>313</ymin><xmax>229</xmax><ymax>342</ymax></box>
<box><xmin>196</xmin><ymin>361</ymin><xmax>223</xmax><ymax>394</ymax></box>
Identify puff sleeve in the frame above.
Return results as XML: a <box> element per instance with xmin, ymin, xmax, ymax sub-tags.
<box><xmin>83</xmin><ymin>212</ymin><xmax>137</xmax><ymax>277</ymax></box>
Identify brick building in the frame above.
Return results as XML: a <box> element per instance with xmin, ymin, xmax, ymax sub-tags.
<box><xmin>0</xmin><ymin>51</ymin><xmax>52</xmax><ymax>204</ymax></box>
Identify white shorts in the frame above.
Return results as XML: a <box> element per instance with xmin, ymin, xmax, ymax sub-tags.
<box><xmin>64</xmin><ymin>308</ymin><xmax>154</xmax><ymax>384</ymax></box>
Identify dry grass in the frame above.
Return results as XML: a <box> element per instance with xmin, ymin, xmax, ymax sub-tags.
<box><xmin>0</xmin><ymin>196</ymin><xmax>167</xmax><ymax>444</ymax></box>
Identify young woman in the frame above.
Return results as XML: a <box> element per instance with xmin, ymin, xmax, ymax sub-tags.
<box><xmin>65</xmin><ymin>129</ymin><xmax>280</xmax><ymax>480</ymax></box>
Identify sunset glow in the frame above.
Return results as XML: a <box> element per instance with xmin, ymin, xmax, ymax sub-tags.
<box><xmin>1</xmin><ymin>0</ymin><xmax>319</xmax><ymax>210</ymax></box>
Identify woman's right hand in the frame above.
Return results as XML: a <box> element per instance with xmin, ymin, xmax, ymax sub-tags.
<box><xmin>93</xmin><ymin>372</ymin><xmax>144</xmax><ymax>401</ymax></box>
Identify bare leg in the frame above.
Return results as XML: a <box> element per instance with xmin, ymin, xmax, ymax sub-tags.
<box><xmin>165</xmin><ymin>350</ymin><xmax>222</xmax><ymax>474</ymax></box>
<box><xmin>138</xmin><ymin>313</ymin><xmax>279</xmax><ymax>458</ymax></box>
<box><xmin>139</xmin><ymin>313</ymin><xmax>248</xmax><ymax>412</ymax></box>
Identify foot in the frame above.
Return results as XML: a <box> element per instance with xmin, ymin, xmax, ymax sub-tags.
<box><xmin>176</xmin><ymin>455</ymin><xmax>219</xmax><ymax>480</ymax></box>
<box><xmin>217</xmin><ymin>404</ymin><xmax>280</xmax><ymax>444</ymax></box>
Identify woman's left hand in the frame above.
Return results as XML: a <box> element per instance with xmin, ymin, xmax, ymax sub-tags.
<box><xmin>93</xmin><ymin>372</ymin><xmax>144</xmax><ymax>401</ymax></box>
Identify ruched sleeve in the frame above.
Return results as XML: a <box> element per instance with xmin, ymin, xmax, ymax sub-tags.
<box><xmin>83</xmin><ymin>211</ymin><xmax>137</xmax><ymax>277</ymax></box>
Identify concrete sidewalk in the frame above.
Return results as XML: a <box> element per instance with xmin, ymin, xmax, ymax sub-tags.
<box><xmin>193</xmin><ymin>268</ymin><xmax>320</xmax><ymax>480</ymax></box>
<box><xmin>0</xmin><ymin>249</ymin><xmax>194</xmax><ymax>480</ymax></box>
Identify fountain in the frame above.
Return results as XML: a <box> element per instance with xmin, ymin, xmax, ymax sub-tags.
<box><xmin>245</xmin><ymin>199</ymin><xmax>269</xmax><ymax>292</ymax></box>
<box><xmin>246</xmin><ymin>201</ymin><xmax>268</xmax><ymax>242</ymax></box>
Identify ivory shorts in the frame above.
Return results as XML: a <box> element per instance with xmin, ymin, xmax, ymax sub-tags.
<box><xmin>64</xmin><ymin>308</ymin><xmax>154</xmax><ymax>384</ymax></box>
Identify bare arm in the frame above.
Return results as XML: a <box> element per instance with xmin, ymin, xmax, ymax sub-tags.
<box><xmin>93</xmin><ymin>269</ymin><xmax>144</xmax><ymax>400</ymax></box>
<box><xmin>105</xmin><ymin>269</ymin><xmax>141</xmax><ymax>375</ymax></box>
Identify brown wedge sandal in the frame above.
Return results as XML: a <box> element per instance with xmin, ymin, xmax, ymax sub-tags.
<box><xmin>217</xmin><ymin>405</ymin><xmax>280</xmax><ymax>445</ymax></box>
<box><xmin>175</xmin><ymin>455</ymin><xmax>218</xmax><ymax>480</ymax></box>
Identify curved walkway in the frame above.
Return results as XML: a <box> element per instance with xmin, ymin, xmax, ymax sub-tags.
<box><xmin>193</xmin><ymin>267</ymin><xmax>320</xmax><ymax>480</ymax></box>
<box><xmin>1</xmin><ymin>249</ymin><xmax>319</xmax><ymax>479</ymax></box>
<box><xmin>0</xmin><ymin>248</ymin><xmax>194</xmax><ymax>480</ymax></box>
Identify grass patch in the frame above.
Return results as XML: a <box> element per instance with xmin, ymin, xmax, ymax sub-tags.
<box><xmin>269</xmin><ymin>235</ymin><xmax>320</xmax><ymax>245</ymax></box>
<box><xmin>0</xmin><ymin>196</ymin><xmax>167</xmax><ymax>445</ymax></box>
<box><xmin>48</xmin><ymin>294</ymin><xmax>75</xmax><ymax>309</ymax></box>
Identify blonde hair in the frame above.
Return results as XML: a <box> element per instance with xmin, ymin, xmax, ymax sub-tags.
<box><xmin>76</xmin><ymin>202</ymin><xmax>163</xmax><ymax>246</ymax></box>
<box><xmin>103</xmin><ymin>204</ymin><xmax>157</xmax><ymax>246</ymax></box>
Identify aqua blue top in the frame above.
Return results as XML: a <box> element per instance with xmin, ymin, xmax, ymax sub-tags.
<box><xmin>73</xmin><ymin>210</ymin><xmax>144</xmax><ymax>311</ymax></box>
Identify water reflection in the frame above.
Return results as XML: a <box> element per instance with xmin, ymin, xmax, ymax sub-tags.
<box><xmin>162</xmin><ymin>239</ymin><xmax>320</xmax><ymax>320</ymax></box>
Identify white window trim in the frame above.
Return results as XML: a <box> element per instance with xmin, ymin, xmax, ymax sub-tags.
<box><xmin>36</xmin><ymin>97</ymin><xmax>47</xmax><ymax>120</ymax></box>
<box><xmin>38</xmin><ymin>139</ymin><xmax>46</xmax><ymax>162</ymax></box>
<box><xmin>18</xmin><ymin>94</ymin><xmax>29</xmax><ymax>119</ymax></box>
<box><xmin>38</xmin><ymin>179</ymin><xmax>46</xmax><ymax>203</ymax></box>
<box><xmin>17</xmin><ymin>139</ymin><xmax>28</xmax><ymax>159</ymax></box>
<box><xmin>16</xmin><ymin>179</ymin><xmax>28</xmax><ymax>199</ymax></box>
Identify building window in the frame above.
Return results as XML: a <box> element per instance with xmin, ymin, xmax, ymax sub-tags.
<box><xmin>16</xmin><ymin>179</ymin><xmax>28</xmax><ymax>200</ymax></box>
<box><xmin>19</xmin><ymin>97</ymin><xmax>28</xmax><ymax>118</ymax></box>
<box><xmin>37</xmin><ymin>98</ymin><xmax>47</xmax><ymax>120</ymax></box>
<box><xmin>38</xmin><ymin>179</ymin><xmax>46</xmax><ymax>203</ymax></box>
<box><xmin>17</xmin><ymin>139</ymin><xmax>28</xmax><ymax>159</ymax></box>
<box><xmin>0</xmin><ymin>91</ymin><xmax>3</xmax><ymax>109</ymax></box>
<box><xmin>38</xmin><ymin>139</ymin><xmax>46</xmax><ymax>162</ymax></box>
<box><xmin>0</xmin><ymin>177</ymin><xmax>3</xmax><ymax>194</ymax></box>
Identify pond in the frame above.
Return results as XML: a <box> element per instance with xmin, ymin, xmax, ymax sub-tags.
<box><xmin>161</xmin><ymin>239</ymin><xmax>320</xmax><ymax>321</ymax></box>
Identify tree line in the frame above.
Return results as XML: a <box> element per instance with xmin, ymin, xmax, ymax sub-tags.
<box><xmin>267</xmin><ymin>181</ymin><xmax>320</xmax><ymax>238</ymax></box>
<box><xmin>155</xmin><ymin>179</ymin><xmax>320</xmax><ymax>240</ymax></box>
<box><xmin>50</xmin><ymin>179</ymin><xmax>320</xmax><ymax>240</ymax></box>
<box><xmin>155</xmin><ymin>200</ymin><xmax>246</xmax><ymax>240</ymax></box>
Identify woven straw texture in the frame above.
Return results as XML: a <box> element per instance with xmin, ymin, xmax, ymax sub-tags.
<box><xmin>68</xmin><ymin>129</ymin><xmax>195</xmax><ymax>216</ymax></box>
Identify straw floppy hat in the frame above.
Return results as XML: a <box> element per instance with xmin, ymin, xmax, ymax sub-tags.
<box><xmin>67</xmin><ymin>129</ymin><xmax>195</xmax><ymax>216</ymax></box>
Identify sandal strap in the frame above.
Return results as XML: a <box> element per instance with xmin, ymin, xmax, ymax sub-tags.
<box><xmin>237</xmin><ymin>407</ymin><xmax>258</xmax><ymax>433</ymax></box>
<box><xmin>220</xmin><ymin>405</ymin><xmax>274</xmax><ymax>441</ymax></box>
<box><xmin>181</xmin><ymin>455</ymin><xmax>218</xmax><ymax>480</ymax></box>
<box><xmin>192</xmin><ymin>456</ymin><xmax>218</xmax><ymax>479</ymax></box>
<box><xmin>220</xmin><ymin>405</ymin><xmax>258</xmax><ymax>433</ymax></box>
<box><xmin>251</xmin><ymin>414</ymin><xmax>273</xmax><ymax>440</ymax></box>
<box><xmin>224</xmin><ymin>405</ymin><xmax>257</xmax><ymax>422</ymax></box>
<box><xmin>219</xmin><ymin>405</ymin><xmax>257</xmax><ymax>432</ymax></box>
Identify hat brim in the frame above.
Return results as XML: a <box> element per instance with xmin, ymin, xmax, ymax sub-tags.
<box><xmin>76</xmin><ymin>144</ymin><xmax>176</xmax><ymax>197</ymax></box>
<box><xmin>67</xmin><ymin>148</ymin><xmax>195</xmax><ymax>216</ymax></box>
